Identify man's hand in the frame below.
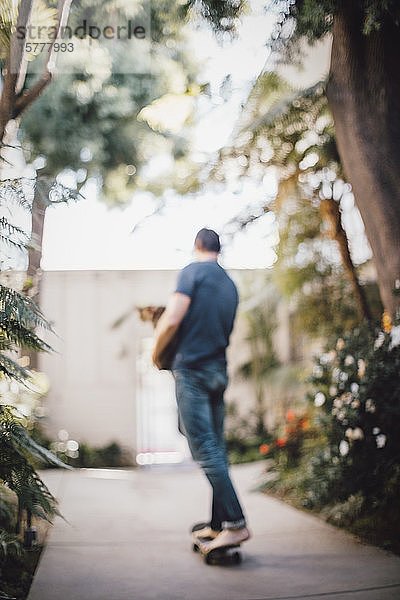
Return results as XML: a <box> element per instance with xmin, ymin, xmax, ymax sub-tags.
<box><xmin>151</xmin><ymin>350</ymin><xmax>163</xmax><ymax>370</ymax></box>
<box><xmin>152</xmin><ymin>292</ymin><xmax>191</xmax><ymax>369</ymax></box>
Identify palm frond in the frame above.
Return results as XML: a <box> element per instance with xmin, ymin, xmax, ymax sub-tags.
<box><xmin>0</xmin><ymin>285</ymin><xmax>54</xmax><ymax>333</ymax></box>
<box><xmin>0</xmin><ymin>529</ymin><xmax>23</xmax><ymax>564</ymax></box>
<box><xmin>0</xmin><ymin>217</ymin><xmax>29</xmax><ymax>252</ymax></box>
<box><xmin>0</xmin><ymin>179</ymin><xmax>33</xmax><ymax>211</ymax></box>
<box><xmin>243</xmin><ymin>77</ymin><xmax>327</xmax><ymax>138</ymax></box>
<box><xmin>0</xmin><ymin>320</ymin><xmax>53</xmax><ymax>353</ymax></box>
<box><xmin>0</xmin><ymin>354</ymin><xmax>29</xmax><ymax>383</ymax></box>
<box><xmin>0</xmin><ymin>405</ymin><xmax>70</xmax><ymax>522</ymax></box>
<box><xmin>0</xmin><ymin>406</ymin><xmax>70</xmax><ymax>470</ymax></box>
<box><xmin>0</xmin><ymin>0</ymin><xmax>17</xmax><ymax>60</ymax></box>
<box><xmin>0</xmin><ymin>0</ymin><xmax>58</xmax><ymax>61</ymax></box>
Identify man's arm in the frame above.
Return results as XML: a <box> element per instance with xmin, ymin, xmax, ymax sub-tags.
<box><xmin>152</xmin><ymin>292</ymin><xmax>191</xmax><ymax>368</ymax></box>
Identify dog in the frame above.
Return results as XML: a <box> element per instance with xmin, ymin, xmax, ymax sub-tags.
<box><xmin>137</xmin><ymin>306</ymin><xmax>179</xmax><ymax>370</ymax></box>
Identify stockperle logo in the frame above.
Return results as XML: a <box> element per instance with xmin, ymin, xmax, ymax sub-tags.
<box><xmin>9</xmin><ymin>3</ymin><xmax>151</xmax><ymax>76</ymax></box>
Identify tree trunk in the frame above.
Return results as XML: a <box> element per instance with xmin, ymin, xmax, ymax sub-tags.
<box><xmin>326</xmin><ymin>2</ymin><xmax>400</xmax><ymax>317</ymax></box>
<box><xmin>320</xmin><ymin>197</ymin><xmax>371</xmax><ymax>321</ymax></box>
<box><xmin>22</xmin><ymin>182</ymin><xmax>49</xmax><ymax>370</ymax></box>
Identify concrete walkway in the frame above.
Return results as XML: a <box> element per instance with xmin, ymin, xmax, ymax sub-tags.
<box><xmin>28</xmin><ymin>462</ymin><xmax>400</xmax><ymax>600</ymax></box>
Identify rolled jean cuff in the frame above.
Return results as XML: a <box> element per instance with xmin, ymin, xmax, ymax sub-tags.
<box><xmin>222</xmin><ymin>518</ymin><xmax>246</xmax><ymax>530</ymax></box>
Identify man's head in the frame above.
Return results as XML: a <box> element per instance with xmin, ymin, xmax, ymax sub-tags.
<box><xmin>194</xmin><ymin>228</ymin><xmax>221</xmax><ymax>259</ymax></box>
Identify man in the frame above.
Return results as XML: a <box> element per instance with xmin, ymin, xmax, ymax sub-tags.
<box><xmin>152</xmin><ymin>228</ymin><xmax>250</xmax><ymax>552</ymax></box>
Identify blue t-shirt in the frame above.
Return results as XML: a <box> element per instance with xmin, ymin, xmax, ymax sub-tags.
<box><xmin>172</xmin><ymin>261</ymin><xmax>239</xmax><ymax>369</ymax></box>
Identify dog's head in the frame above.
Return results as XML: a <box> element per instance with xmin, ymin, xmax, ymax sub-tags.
<box><xmin>137</xmin><ymin>306</ymin><xmax>166</xmax><ymax>328</ymax></box>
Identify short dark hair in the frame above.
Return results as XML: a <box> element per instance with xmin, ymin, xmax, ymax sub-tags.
<box><xmin>194</xmin><ymin>228</ymin><xmax>221</xmax><ymax>253</ymax></box>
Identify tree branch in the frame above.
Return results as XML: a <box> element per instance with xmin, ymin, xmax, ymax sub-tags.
<box><xmin>320</xmin><ymin>197</ymin><xmax>372</xmax><ymax>321</ymax></box>
<box><xmin>14</xmin><ymin>72</ymin><xmax>53</xmax><ymax>117</ymax></box>
<box><xmin>13</xmin><ymin>0</ymin><xmax>73</xmax><ymax>120</ymax></box>
<box><xmin>0</xmin><ymin>0</ymin><xmax>35</xmax><ymax>141</ymax></box>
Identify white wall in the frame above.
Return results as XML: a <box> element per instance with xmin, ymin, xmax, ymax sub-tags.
<box><xmin>38</xmin><ymin>269</ymin><xmax>292</xmax><ymax>458</ymax></box>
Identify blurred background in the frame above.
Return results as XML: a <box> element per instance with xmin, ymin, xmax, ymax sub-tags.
<box><xmin>1</xmin><ymin>3</ymin><xmax>399</xmax><ymax>591</ymax></box>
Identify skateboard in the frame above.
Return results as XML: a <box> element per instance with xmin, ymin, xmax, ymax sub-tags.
<box><xmin>191</xmin><ymin>523</ymin><xmax>242</xmax><ymax>566</ymax></box>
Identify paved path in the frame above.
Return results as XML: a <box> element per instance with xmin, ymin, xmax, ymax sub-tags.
<box><xmin>29</xmin><ymin>462</ymin><xmax>400</xmax><ymax>600</ymax></box>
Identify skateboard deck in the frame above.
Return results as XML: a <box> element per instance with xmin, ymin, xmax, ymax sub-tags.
<box><xmin>192</xmin><ymin>535</ymin><xmax>242</xmax><ymax>565</ymax></box>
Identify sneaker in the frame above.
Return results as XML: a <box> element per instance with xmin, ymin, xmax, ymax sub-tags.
<box><xmin>200</xmin><ymin>527</ymin><xmax>251</xmax><ymax>553</ymax></box>
<box><xmin>192</xmin><ymin>526</ymin><xmax>220</xmax><ymax>540</ymax></box>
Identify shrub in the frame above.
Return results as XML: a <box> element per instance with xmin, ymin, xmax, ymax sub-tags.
<box><xmin>261</xmin><ymin>319</ymin><xmax>400</xmax><ymax>552</ymax></box>
<box><xmin>307</xmin><ymin>321</ymin><xmax>400</xmax><ymax>510</ymax></box>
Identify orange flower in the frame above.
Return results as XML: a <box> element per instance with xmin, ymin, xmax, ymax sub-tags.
<box><xmin>300</xmin><ymin>418</ymin><xmax>310</xmax><ymax>430</ymax></box>
<box><xmin>276</xmin><ymin>437</ymin><xmax>287</xmax><ymax>448</ymax></box>
<box><xmin>259</xmin><ymin>444</ymin><xmax>270</xmax><ymax>455</ymax></box>
<box><xmin>382</xmin><ymin>310</ymin><xmax>392</xmax><ymax>333</ymax></box>
<box><xmin>286</xmin><ymin>409</ymin><xmax>296</xmax><ymax>422</ymax></box>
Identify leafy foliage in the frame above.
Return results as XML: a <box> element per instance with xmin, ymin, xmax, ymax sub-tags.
<box><xmin>20</xmin><ymin>0</ymin><xmax>210</xmax><ymax>206</ymax></box>
<box><xmin>306</xmin><ymin>322</ymin><xmax>400</xmax><ymax>507</ymax></box>
<box><xmin>0</xmin><ymin>284</ymin><xmax>53</xmax><ymax>381</ymax></box>
<box><xmin>273</xmin><ymin>195</ymin><xmax>381</xmax><ymax>338</ymax></box>
<box><xmin>0</xmin><ymin>0</ymin><xmax>57</xmax><ymax>61</ymax></box>
<box><xmin>0</xmin><ymin>177</ymin><xmax>67</xmax><ymax>574</ymax></box>
<box><xmin>215</xmin><ymin>71</ymin><xmax>380</xmax><ymax>336</ymax></box>
<box><xmin>184</xmin><ymin>0</ymin><xmax>247</xmax><ymax>33</ymax></box>
<box><xmin>0</xmin><ymin>405</ymin><xmax>66</xmax><ymax>522</ymax></box>
<box><xmin>270</xmin><ymin>0</ymin><xmax>400</xmax><ymax>57</ymax></box>
<box><xmin>214</xmin><ymin>72</ymin><xmax>333</xmax><ymax>192</ymax></box>
<box><xmin>0</xmin><ymin>174</ymin><xmax>81</xmax><ymax>272</ymax></box>
<box><xmin>262</xmin><ymin>320</ymin><xmax>400</xmax><ymax>552</ymax></box>
<box><xmin>239</xmin><ymin>298</ymin><xmax>280</xmax><ymax>379</ymax></box>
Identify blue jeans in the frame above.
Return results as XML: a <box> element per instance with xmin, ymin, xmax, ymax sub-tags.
<box><xmin>173</xmin><ymin>363</ymin><xmax>246</xmax><ymax>530</ymax></box>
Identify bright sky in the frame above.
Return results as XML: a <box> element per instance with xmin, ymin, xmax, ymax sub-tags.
<box><xmin>41</xmin><ymin>3</ymin><xmax>279</xmax><ymax>271</ymax></box>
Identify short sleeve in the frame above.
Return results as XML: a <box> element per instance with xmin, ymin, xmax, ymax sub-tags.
<box><xmin>175</xmin><ymin>264</ymin><xmax>197</xmax><ymax>298</ymax></box>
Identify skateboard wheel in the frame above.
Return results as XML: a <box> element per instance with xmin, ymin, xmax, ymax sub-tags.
<box><xmin>232</xmin><ymin>551</ymin><xmax>242</xmax><ymax>564</ymax></box>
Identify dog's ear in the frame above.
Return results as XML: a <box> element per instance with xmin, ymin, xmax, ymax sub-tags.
<box><xmin>137</xmin><ymin>306</ymin><xmax>157</xmax><ymax>322</ymax></box>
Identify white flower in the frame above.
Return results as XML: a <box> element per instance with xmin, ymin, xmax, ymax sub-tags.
<box><xmin>339</xmin><ymin>440</ymin><xmax>349</xmax><ymax>456</ymax></box>
<box><xmin>357</xmin><ymin>359</ymin><xmax>366</xmax><ymax>378</ymax></box>
<box><xmin>345</xmin><ymin>428</ymin><xmax>354</xmax><ymax>440</ymax></box>
<box><xmin>333</xmin><ymin>398</ymin><xmax>343</xmax><ymax>409</ymax></box>
<box><xmin>343</xmin><ymin>393</ymin><xmax>353</xmax><ymax>405</ymax></box>
<box><xmin>353</xmin><ymin>427</ymin><xmax>364</xmax><ymax>440</ymax></box>
<box><xmin>320</xmin><ymin>351</ymin><xmax>336</xmax><ymax>365</ymax></box>
<box><xmin>390</xmin><ymin>325</ymin><xmax>400</xmax><ymax>349</ymax></box>
<box><xmin>374</xmin><ymin>332</ymin><xmax>385</xmax><ymax>350</ymax></box>
<box><xmin>339</xmin><ymin>371</ymin><xmax>349</xmax><ymax>382</ymax></box>
<box><xmin>314</xmin><ymin>392</ymin><xmax>326</xmax><ymax>407</ymax></box>
<box><xmin>337</xmin><ymin>411</ymin><xmax>345</xmax><ymax>421</ymax></box>
<box><xmin>329</xmin><ymin>385</ymin><xmax>337</xmax><ymax>396</ymax></box>
<box><xmin>372</xmin><ymin>427</ymin><xmax>380</xmax><ymax>435</ymax></box>
<box><xmin>344</xmin><ymin>355</ymin><xmax>354</xmax><ymax>366</ymax></box>
<box><xmin>351</xmin><ymin>399</ymin><xmax>360</xmax><ymax>409</ymax></box>
<box><xmin>350</xmin><ymin>383</ymin><xmax>359</xmax><ymax>394</ymax></box>
<box><xmin>365</xmin><ymin>399</ymin><xmax>376</xmax><ymax>413</ymax></box>
<box><xmin>332</xmin><ymin>368</ymin><xmax>341</xmax><ymax>382</ymax></box>
<box><xmin>313</xmin><ymin>365</ymin><xmax>323</xmax><ymax>378</ymax></box>
<box><xmin>336</xmin><ymin>338</ymin><xmax>345</xmax><ymax>350</ymax></box>
<box><xmin>376</xmin><ymin>434</ymin><xmax>387</xmax><ymax>448</ymax></box>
